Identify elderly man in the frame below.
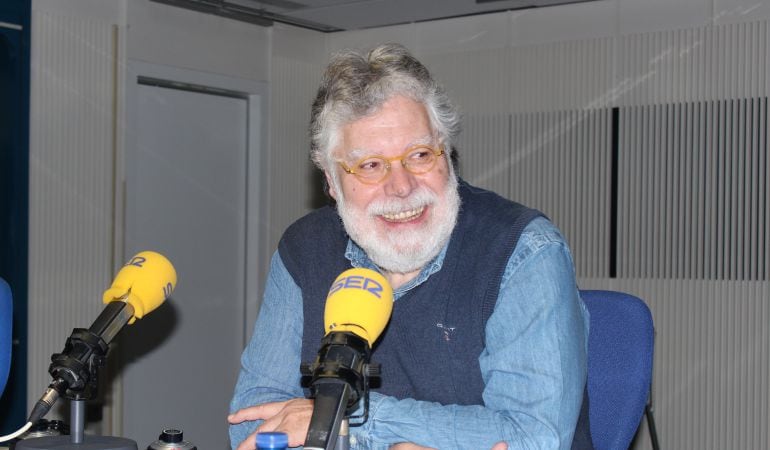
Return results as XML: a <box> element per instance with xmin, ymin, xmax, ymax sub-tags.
<box><xmin>228</xmin><ymin>43</ymin><xmax>592</xmax><ymax>450</ymax></box>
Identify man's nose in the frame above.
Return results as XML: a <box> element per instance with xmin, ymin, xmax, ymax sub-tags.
<box><xmin>384</xmin><ymin>162</ymin><xmax>416</xmax><ymax>197</ymax></box>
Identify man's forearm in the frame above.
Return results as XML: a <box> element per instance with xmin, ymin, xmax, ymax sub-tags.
<box><xmin>348</xmin><ymin>393</ymin><xmax>556</xmax><ymax>450</ymax></box>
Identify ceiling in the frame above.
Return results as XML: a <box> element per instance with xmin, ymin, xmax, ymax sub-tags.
<box><xmin>152</xmin><ymin>0</ymin><xmax>596</xmax><ymax>32</ymax></box>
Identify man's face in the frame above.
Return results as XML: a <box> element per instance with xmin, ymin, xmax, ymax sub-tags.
<box><xmin>326</xmin><ymin>95</ymin><xmax>460</xmax><ymax>274</ymax></box>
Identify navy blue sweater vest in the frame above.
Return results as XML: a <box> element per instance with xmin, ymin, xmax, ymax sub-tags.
<box><xmin>278</xmin><ymin>180</ymin><xmax>592</xmax><ymax>447</ymax></box>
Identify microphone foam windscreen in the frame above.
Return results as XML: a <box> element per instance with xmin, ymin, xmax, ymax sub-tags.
<box><xmin>324</xmin><ymin>268</ymin><xmax>393</xmax><ymax>346</ymax></box>
<box><xmin>102</xmin><ymin>251</ymin><xmax>177</xmax><ymax>322</ymax></box>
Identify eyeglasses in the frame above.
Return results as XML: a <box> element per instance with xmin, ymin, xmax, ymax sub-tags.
<box><xmin>338</xmin><ymin>145</ymin><xmax>445</xmax><ymax>184</ymax></box>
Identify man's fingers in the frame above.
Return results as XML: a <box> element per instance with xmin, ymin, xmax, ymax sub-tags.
<box><xmin>232</xmin><ymin>398</ymin><xmax>314</xmax><ymax>449</ymax></box>
<box><xmin>256</xmin><ymin>399</ymin><xmax>314</xmax><ymax>447</ymax></box>
<box><xmin>228</xmin><ymin>401</ymin><xmax>289</xmax><ymax>423</ymax></box>
<box><xmin>491</xmin><ymin>442</ymin><xmax>508</xmax><ymax>450</ymax></box>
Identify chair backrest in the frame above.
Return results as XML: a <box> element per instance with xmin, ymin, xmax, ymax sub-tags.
<box><xmin>0</xmin><ymin>277</ymin><xmax>12</xmax><ymax>397</ymax></box>
<box><xmin>580</xmin><ymin>290</ymin><xmax>654</xmax><ymax>450</ymax></box>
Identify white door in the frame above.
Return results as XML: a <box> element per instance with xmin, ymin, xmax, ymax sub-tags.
<box><xmin>121</xmin><ymin>80</ymin><xmax>249</xmax><ymax>449</ymax></box>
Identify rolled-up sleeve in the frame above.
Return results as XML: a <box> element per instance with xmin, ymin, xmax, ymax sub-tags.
<box><xmin>229</xmin><ymin>251</ymin><xmax>305</xmax><ymax>449</ymax></box>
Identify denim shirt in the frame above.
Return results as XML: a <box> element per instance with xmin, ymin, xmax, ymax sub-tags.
<box><xmin>230</xmin><ymin>216</ymin><xmax>589</xmax><ymax>450</ymax></box>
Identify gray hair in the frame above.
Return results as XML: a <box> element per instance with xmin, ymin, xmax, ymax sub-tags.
<box><xmin>309</xmin><ymin>43</ymin><xmax>461</xmax><ymax>171</ymax></box>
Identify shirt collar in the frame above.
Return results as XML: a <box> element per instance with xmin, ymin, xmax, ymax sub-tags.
<box><xmin>344</xmin><ymin>239</ymin><xmax>449</xmax><ymax>299</ymax></box>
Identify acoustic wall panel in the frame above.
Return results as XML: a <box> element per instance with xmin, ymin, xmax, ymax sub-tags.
<box><xmin>268</xmin><ymin>55</ymin><xmax>325</xmax><ymax>251</ymax></box>
<box><xmin>28</xmin><ymin>10</ymin><xmax>116</xmax><ymax>428</ymax></box>
<box><xmin>508</xmin><ymin>37</ymin><xmax>615</xmax><ymax>112</ymax></box>
<box><xmin>506</xmin><ymin>108</ymin><xmax>612</xmax><ymax>278</ymax></box>
<box><xmin>618</xmin><ymin>98</ymin><xmax>768</xmax><ymax>281</ymax></box>
<box><xmin>618</xmin><ymin>20</ymin><xmax>769</xmax><ymax>105</ymax></box>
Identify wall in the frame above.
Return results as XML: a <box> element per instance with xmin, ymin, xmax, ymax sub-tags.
<box><xmin>125</xmin><ymin>0</ymin><xmax>270</xmax><ymax>81</ymax></box>
<box><xmin>28</xmin><ymin>0</ymin><xmax>122</xmax><ymax>434</ymax></box>
<box><xmin>262</xmin><ymin>23</ymin><xmax>325</xmax><ymax>279</ymax></box>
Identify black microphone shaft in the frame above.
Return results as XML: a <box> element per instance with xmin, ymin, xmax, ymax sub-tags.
<box><xmin>89</xmin><ymin>300</ymin><xmax>134</xmax><ymax>344</ymax></box>
<box><xmin>305</xmin><ymin>382</ymin><xmax>353</xmax><ymax>450</ymax></box>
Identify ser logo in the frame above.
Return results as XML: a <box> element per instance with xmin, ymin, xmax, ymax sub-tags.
<box><xmin>162</xmin><ymin>282</ymin><xmax>174</xmax><ymax>298</ymax></box>
<box><xmin>126</xmin><ymin>256</ymin><xmax>146</xmax><ymax>268</ymax></box>
<box><xmin>328</xmin><ymin>275</ymin><xmax>383</xmax><ymax>299</ymax></box>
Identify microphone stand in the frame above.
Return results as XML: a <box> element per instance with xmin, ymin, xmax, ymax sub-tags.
<box><xmin>336</xmin><ymin>419</ymin><xmax>349</xmax><ymax>450</ymax></box>
<box><xmin>301</xmin><ymin>332</ymin><xmax>380</xmax><ymax>450</ymax></box>
<box><xmin>15</xmin><ymin>377</ymin><xmax>138</xmax><ymax>450</ymax></box>
<box><xmin>16</xmin><ymin>302</ymin><xmax>139</xmax><ymax>450</ymax></box>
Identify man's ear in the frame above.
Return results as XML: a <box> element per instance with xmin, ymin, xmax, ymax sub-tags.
<box><xmin>324</xmin><ymin>171</ymin><xmax>338</xmax><ymax>201</ymax></box>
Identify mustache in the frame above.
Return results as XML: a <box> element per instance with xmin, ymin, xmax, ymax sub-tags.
<box><xmin>366</xmin><ymin>187</ymin><xmax>437</xmax><ymax>216</ymax></box>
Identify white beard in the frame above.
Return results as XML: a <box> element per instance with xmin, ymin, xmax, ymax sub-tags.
<box><xmin>335</xmin><ymin>175</ymin><xmax>460</xmax><ymax>274</ymax></box>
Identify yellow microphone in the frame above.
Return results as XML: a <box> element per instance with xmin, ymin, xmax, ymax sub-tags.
<box><xmin>102</xmin><ymin>250</ymin><xmax>177</xmax><ymax>323</ymax></box>
<box><xmin>323</xmin><ymin>268</ymin><xmax>393</xmax><ymax>347</ymax></box>
<box><xmin>303</xmin><ymin>268</ymin><xmax>393</xmax><ymax>450</ymax></box>
<box><xmin>27</xmin><ymin>251</ymin><xmax>177</xmax><ymax>424</ymax></box>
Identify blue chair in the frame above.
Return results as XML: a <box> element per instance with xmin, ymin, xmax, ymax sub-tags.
<box><xmin>0</xmin><ymin>277</ymin><xmax>12</xmax><ymax>396</ymax></box>
<box><xmin>580</xmin><ymin>290</ymin><xmax>654</xmax><ymax>450</ymax></box>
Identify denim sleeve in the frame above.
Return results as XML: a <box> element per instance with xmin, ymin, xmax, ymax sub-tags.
<box><xmin>348</xmin><ymin>217</ymin><xmax>589</xmax><ymax>450</ymax></box>
<box><xmin>229</xmin><ymin>251</ymin><xmax>305</xmax><ymax>449</ymax></box>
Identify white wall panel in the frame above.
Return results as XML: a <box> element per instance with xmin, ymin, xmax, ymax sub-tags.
<box><xmin>126</xmin><ymin>0</ymin><xmax>271</xmax><ymax>81</ymax></box>
<box><xmin>422</xmin><ymin>48</ymin><xmax>513</xmax><ymax>115</ymax></box>
<box><xmin>456</xmin><ymin>112</ymin><xmax>512</xmax><ymax>195</ymax></box>
<box><xmin>268</xmin><ymin>54</ymin><xmax>325</xmax><ymax>252</ymax></box>
<box><xmin>506</xmin><ymin>109</ymin><xmax>612</xmax><ymax>278</ymax></box>
<box><xmin>618</xmin><ymin>20</ymin><xmax>770</xmax><ymax>103</ymax></box>
<box><xmin>33</xmin><ymin>0</ymin><xmax>122</xmax><ymax>21</ymax></box>
<box><xmin>509</xmin><ymin>0</ymin><xmax>618</xmax><ymax>46</ymax></box>
<box><xmin>415</xmin><ymin>13</ymin><xmax>510</xmax><ymax>55</ymax></box>
<box><xmin>619</xmin><ymin>0</ymin><xmax>713</xmax><ymax>35</ymax></box>
<box><xmin>508</xmin><ymin>37</ymin><xmax>615</xmax><ymax>112</ymax></box>
<box><xmin>617</xmin><ymin>20</ymin><xmax>769</xmax><ymax>282</ymax></box>
<box><xmin>326</xmin><ymin>23</ymin><xmax>417</xmax><ymax>58</ymax></box>
<box><xmin>28</xmin><ymin>9</ymin><xmax>117</xmax><ymax>430</ymax></box>
<box><xmin>273</xmin><ymin>22</ymin><xmax>327</xmax><ymax>64</ymax></box>
<box><xmin>714</xmin><ymin>0</ymin><xmax>770</xmax><ymax>24</ymax></box>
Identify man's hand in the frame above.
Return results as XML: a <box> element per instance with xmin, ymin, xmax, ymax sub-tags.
<box><xmin>228</xmin><ymin>398</ymin><xmax>314</xmax><ymax>450</ymax></box>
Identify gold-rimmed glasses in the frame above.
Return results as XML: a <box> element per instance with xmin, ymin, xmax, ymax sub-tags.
<box><xmin>337</xmin><ymin>145</ymin><xmax>445</xmax><ymax>184</ymax></box>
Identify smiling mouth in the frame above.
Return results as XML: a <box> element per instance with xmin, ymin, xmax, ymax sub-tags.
<box><xmin>381</xmin><ymin>206</ymin><xmax>425</xmax><ymax>222</ymax></box>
